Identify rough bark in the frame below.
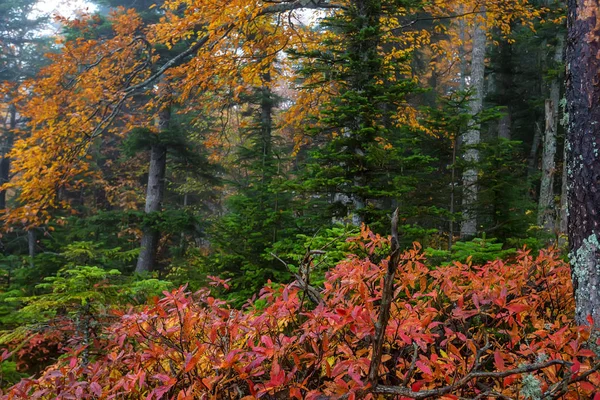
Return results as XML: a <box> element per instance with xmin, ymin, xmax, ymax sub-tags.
<box><xmin>460</xmin><ymin>9</ymin><xmax>486</xmax><ymax>239</ymax></box>
<box><xmin>538</xmin><ymin>37</ymin><xmax>564</xmax><ymax>232</ymax></box>
<box><xmin>559</xmin><ymin>138</ymin><xmax>568</xmax><ymax>239</ymax></box>
<box><xmin>135</xmin><ymin>86</ymin><xmax>171</xmax><ymax>274</ymax></box>
<box><xmin>565</xmin><ymin>0</ymin><xmax>600</xmax><ymax>328</ymax></box>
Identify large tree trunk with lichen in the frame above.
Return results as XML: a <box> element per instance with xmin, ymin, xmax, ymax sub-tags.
<box><xmin>460</xmin><ymin>9</ymin><xmax>486</xmax><ymax>239</ymax></box>
<box><xmin>135</xmin><ymin>86</ymin><xmax>171</xmax><ymax>274</ymax></box>
<box><xmin>565</xmin><ymin>0</ymin><xmax>600</xmax><ymax>328</ymax></box>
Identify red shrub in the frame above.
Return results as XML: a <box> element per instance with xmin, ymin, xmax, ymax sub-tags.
<box><xmin>2</xmin><ymin>227</ymin><xmax>598</xmax><ymax>399</ymax></box>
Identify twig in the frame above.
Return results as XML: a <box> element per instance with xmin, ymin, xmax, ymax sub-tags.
<box><xmin>270</xmin><ymin>252</ymin><xmax>322</xmax><ymax>305</ymax></box>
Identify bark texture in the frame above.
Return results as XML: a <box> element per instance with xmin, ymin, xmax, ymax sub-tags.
<box><xmin>135</xmin><ymin>86</ymin><xmax>171</xmax><ymax>274</ymax></box>
<box><xmin>460</xmin><ymin>9</ymin><xmax>486</xmax><ymax>239</ymax></box>
<box><xmin>565</xmin><ymin>0</ymin><xmax>600</xmax><ymax>328</ymax></box>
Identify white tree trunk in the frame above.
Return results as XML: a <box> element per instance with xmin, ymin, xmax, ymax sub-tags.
<box><xmin>460</xmin><ymin>9</ymin><xmax>486</xmax><ymax>239</ymax></box>
<box><xmin>135</xmin><ymin>84</ymin><xmax>171</xmax><ymax>274</ymax></box>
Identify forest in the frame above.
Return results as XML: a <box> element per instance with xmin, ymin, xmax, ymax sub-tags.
<box><xmin>1</xmin><ymin>0</ymin><xmax>600</xmax><ymax>398</ymax></box>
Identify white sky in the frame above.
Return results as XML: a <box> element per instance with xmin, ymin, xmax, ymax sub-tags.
<box><xmin>34</xmin><ymin>0</ymin><xmax>98</xmax><ymax>19</ymax></box>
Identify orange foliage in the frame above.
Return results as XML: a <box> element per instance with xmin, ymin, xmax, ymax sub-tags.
<box><xmin>1</xmin><ymin>0</ymin><xmax>551</xmax><ymax>226</ymax></box>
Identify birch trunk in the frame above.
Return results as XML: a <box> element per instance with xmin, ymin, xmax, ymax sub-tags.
<box><xmin>135</xmin><ymin>85</ymin><xmax>171</xmax><ymax>274</ymax></box>
<box><xmin>460</xmin><ymin>9</ymin><xmax>486</xmax><ymax>239</ymax></box>
<box><xmin>0</xmin><ymin>105</ymin><xmax>16</xmax><ymax>210</ymax></box>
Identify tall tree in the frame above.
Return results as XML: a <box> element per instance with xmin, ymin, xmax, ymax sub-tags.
<box><xmin>135</xmin><ymin>81</ymin><xmax>171</xmax><ymax>274</ymax></box>
<box><xmin>0</xmin><ymin>0</ymin><xmax>48</xmax><ymax>210</ymax></box>
<box><xmin>565</xmin><ymin>0</ymin><xmax>600</xmax><ymax>328</ymax></box>
<box><xmin>460</xmin><ymin>6</ymin><xmax>486</xmax><ymax>239</ymax></box>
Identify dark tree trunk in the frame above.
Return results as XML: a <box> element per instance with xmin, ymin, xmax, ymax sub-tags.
<box><xmin>565</xmin><ymin>0</ymin><xmax>600</xmax><ymax>328</ymax></box>
<box><xmin>135</xmin><ymin>87</ymin><xmax>171</xmax><ymax>274</ymax></box>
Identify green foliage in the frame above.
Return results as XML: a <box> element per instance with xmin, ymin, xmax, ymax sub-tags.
<box><xmin>426</xmin><ymin>236</ymin><xmax>517</xmax><ymax>265</ymax></box>
<box><xmin>0</xmin><ymin>359</ymin><xmax>27</xmax><ymax>387</ymax></box>
<box><xmin>271</xmin><ymin>224</ymin><xmax>358</xmax><ymax>286</ymax></box>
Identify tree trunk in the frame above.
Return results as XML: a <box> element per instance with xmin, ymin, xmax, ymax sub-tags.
<box><xmin>538</xmin><ymin>37</ymin><xmax>564</xmax><ymax>233</ymax></box>
<box><xmin>0</xmin><ymin>105</ymin><xmax>16</xmax><ymax>210</ymax></box>
<box><xmin>565</xmin><ymin>0</ymin><xmax>600</xmax><ymax>328</ymax></box>
<box><xmin>135</xmin><ymin>87</ymin><xmax>171</xmax><ymax>274</ymax></box>
<box><xmin>559</xmin><ymin>137</ymin><xmax>568</xmax><ymax>240</ymax></box>
<box><xmin>460</xmin><ymin>9</ymin><xmax>486</xmax><ymax>239</ymax></box>
<box><xmin>497</xmin><ymin>113</ymin><xmax>511</xmax><ymax>140</ymax></box>
<box><xmin>538</xmin><ymin>99</ymin><xmax>558</xmax><ymax>230</ymax></box>
<box><xmin>260</xmin><ymin>71</ymin><xmax>273</xmax><ymax>175</ymax></box>
<box><xmin>527</xmin><ymin>121</ymin><xmax>543</xmax><ymax>179</ymax></box>
<box><xmin>27</xmin><ymin>229</ymin><xmax>35</xmax><ymax>269</ymax></box>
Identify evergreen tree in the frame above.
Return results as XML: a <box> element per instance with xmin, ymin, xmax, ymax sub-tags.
<box><xmin>294</xmin><ymin>0</ymin><xmax>437</xmax><ymax>235</ymax></box>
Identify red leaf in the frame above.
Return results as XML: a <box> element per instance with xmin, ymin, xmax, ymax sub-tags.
<box><xmin>570</xmin><ymin>359</ymin><xmax>581</xmax><ymax>374</ymax></box>
<box><xmin>579</xmin><ymin>381</ymin><xmax>596</xmax><ymax>392</ymax></box>
<box><xmin>1</xmin><ymin>349</ymin><xmax>11</xmax><ymax>361</ymax></box>
<box><xmin>415</xmin><ymin>360</ymin><xmax>432</xmax><ymax>375</ymax></box>
<box><xmin>270</xmin><ymin>361</ymin><xmax>285</xmax><ymax>386</ymax></box>
<box><xmin>505</xmin><ymin>303</ymin><xmax>528</xmax><ymax>314</ymax></box>
<box><xmin>494</xmin><ymin>351</ymin><xmax>505</xmax><ymax>371</ymax></box>
<box><xmin>261</xmin><ymin>335</ymin><xmax>274</xmax><ymax>349</ymax></box>
<box><xmin>89</xmin><ymin>382</ymin><xmax>102</xmax><ymax>397</ymax></box>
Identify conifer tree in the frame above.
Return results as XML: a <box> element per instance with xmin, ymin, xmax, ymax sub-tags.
<box><xmin>296</xmin><ymin>0</ymin><xmax>430</xmax><ymax>232</ymax></box>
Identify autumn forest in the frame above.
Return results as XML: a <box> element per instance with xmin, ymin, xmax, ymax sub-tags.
<box><xmin>0</xmin><ymin>0</ymin><xmax>600</xmax><ymax>398</ymax></box>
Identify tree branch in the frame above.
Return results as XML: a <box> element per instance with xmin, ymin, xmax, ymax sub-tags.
<box><xmin>374</xmin><ymin>359</ymin><xmax>570</xmax><ymax>399</ymax></box>
<box><xmin>368</xmin><ymin>208</ymin><xmax>401</xmax><ymax>386</ymax></box>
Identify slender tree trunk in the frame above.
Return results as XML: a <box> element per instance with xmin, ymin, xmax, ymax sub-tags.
<box><xmin>538</xmin><ymin>37</ymin><xmax>564</xmax><ymax>232</ymax></box>
<box><xmin>260</xmin><ymin>71</ymin><xmax>273</xmax><ymax>176</ymax></box>
<box><xmin>538</xmin><ymin>99</ymin><xmax>558</xmax><ymax>229</ymax></box>
<box><xmin>449</xmin><ymin>138</ymin><xmax>457</xmax><ymax>251</ymax></box>
<box><xmin>0</xmin><ymin>105</ymin><xmax>16</xmax><ymax>210</ymax></box>
<box><xmin>527</xmin><ymin>122</ymin><xmax>543</xmax><ymax>179</ymax></box>
<box><xmin>460</xmin><ymin>9</ymin><xmax>486</xmax><ymax>239</ymax></box>
<box><xmin>135</xmin><ymin>86</ymin><xmax>171</xmax><ymax>274</ymax></box>
<box><xmin>497</xmin><ymin>114</ymin><xmax>511</xmax><ymax>140</ymax></box>
<box><xmin>565</xmin><ymin>0</ymin><xmax>600</xmax><ymax>328</ymax></box>
<box><xmin>27</xmin><ymin>229</ymin><xmax>35</xmax><ymax>269</ymax></box>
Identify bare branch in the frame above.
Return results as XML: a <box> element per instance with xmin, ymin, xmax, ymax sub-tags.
<box><xmin>368</xmin><ymin>208</ymin><xmax>401</xmax><ymax>385</ymax></box>
<box><xmin>270</xmin><ymin>252</ymin><xmax>322</xmax><ymax>305</ymax></box>
<box><xmin>374</xmin><ymin>359</ymin><xmax>569</xmax><ymax>399</ymax></box>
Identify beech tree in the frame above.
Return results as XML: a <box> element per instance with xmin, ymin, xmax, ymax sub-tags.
<box><xmin>565</xmin><ymin>0</ymin><xmax>600</xmax><ymax>328</ymax></box>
